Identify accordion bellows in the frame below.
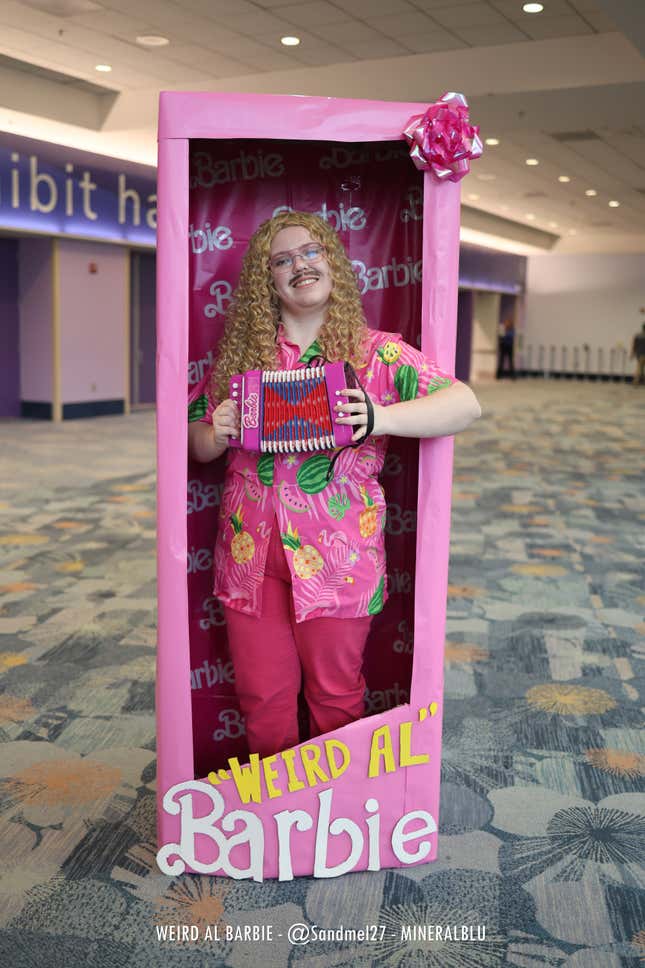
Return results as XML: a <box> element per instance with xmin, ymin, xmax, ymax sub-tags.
<box><xmin>229</xmin><ymin>361</ymin><xmax>357</xmax><ymax>453</ymax></box>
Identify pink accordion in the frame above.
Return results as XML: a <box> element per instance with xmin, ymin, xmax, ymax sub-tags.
<box><xmin>229</xmin><ymin>361</ymin><xmax>357</xmax><ymax>453</ymax></box>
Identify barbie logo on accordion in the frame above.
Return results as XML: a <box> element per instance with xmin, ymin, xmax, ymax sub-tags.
<box><xmin>242</xmin><ymin>392</ymin><xmax>260</xmax><ymax>430</ymax></box>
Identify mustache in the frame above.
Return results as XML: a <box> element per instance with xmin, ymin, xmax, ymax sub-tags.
<box><xmin>289</xmin><ymin>268</ymin><xmax>321</xmax><ymax>285</ymax></box>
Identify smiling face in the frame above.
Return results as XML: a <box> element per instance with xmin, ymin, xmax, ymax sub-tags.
<box><xmin>269</xmin><ymin>225</ymin><xmax>333</xmax><ymax>318</ymax></box>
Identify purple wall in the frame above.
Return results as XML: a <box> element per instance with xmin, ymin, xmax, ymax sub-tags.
<box><xmin>19</xmin><ymin>238</ymin><xmax>53</xmax><ymax>404</ymax></box>
<box><xmin>456</xmin><ymin>289</ymin><xmax>474</xmax><ymax>382</ymax></box>
<box><xmin>459</xmin><ymin>243</ymin><xmax>526</xmax><ymax>294</ymax></box>
<box><xmin>0</xmin><ymin>239</ymin><xmax>20</xmax><ymax>416</ymax></box>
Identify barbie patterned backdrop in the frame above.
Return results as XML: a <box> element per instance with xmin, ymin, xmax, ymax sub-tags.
<box><xmin>187</xmin><ymin>137</ymin><xmax>432</xmax><ymax>776</ymax></box>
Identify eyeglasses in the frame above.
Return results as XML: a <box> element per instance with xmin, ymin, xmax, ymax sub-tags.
<box><xmin>269</xmin><ymin>242</ymin><xmax>326</xmax><ymax>274</ymax></box>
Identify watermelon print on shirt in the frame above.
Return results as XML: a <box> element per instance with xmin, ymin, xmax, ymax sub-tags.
<box><xmin>188</xmin><ymin>326</ymin><xmax>457</xmax><ymax>623</ymax></box>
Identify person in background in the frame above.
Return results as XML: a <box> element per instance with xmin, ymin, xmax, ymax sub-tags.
<box><xmin>630</xmin><ymin>314</ymin><xmax>645</xmax><ymax>386</ymax></box>
<box><xmin>497</xmin><ymin>317</ymin><xmax>515</xmax><ymax>380</ymax></box>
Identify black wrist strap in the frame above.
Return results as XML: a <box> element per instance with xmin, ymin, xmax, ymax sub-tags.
<box><xmin>325</xmin><ymin>362</ymin><xmax>374</xmax><ymax>482</ymax></box>
<box><xmin>345</xmin><ymin>362</ymin><xmax>374</xmax><ymax>439</ymax></box>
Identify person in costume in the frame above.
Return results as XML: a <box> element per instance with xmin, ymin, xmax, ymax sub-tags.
<box><xmin>188</xmin><ymin>211</ymin><xmax>481</xmax><ymax>758</ymax></box>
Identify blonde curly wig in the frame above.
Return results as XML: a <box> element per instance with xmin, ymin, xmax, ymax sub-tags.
<box><xmin>210</xmin><ymin>211</ymin><xmax>369</xmax><ymax>404</ymax></box>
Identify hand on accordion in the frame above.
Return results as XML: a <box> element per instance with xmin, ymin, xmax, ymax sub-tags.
<box><xmin>213</xmin><ymin>398</ymin><xmax>241</xmax><ymax>448</ymax></box>
<box><xmin>335</xmin><ymin>388</ymin><xmax>379</xmax><ymax>442</ymax></box>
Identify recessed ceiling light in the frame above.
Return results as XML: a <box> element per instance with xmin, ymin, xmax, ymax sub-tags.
<box><xmin>523</xmin><ymin>2</ymin><xmax>544</xmax><ymax>12</ymax></box>
<box><xmin>525</xmin><ymin>158</ymin><xmax>539</xmax><ymax>166</ymax></box>
<box><xmin>485</xmin><ymin>137</ymin><xmax>499</xmax><ymax>146</ymax></box>
<box><xmin>95</xmin><ymin>64</ymin><xmax>112</xmax><ymax>72</ymax></box>
<box><xmin>525</xmin><ymin>213</ymin><xmax>536</xmax><ymax>220</ymax></box>
<box><xmin>281</xmin><ymin>35</ymin><xmax>300</xmax><ymax>46</ymax></box>
<box><xmin>558</xmin><ymin>175</ymin><xmax>571</xmax><ymax>183</ymax></box>
<box><xmin>136</xmin><ymin>35</ymin><xmax>169</xmax><ymax>47</ymax></box>
<box><xmin>585</xmin><ymin>189</ymin><xmax>597</xmax><ymax>197</ymax></box>
<box><xmin>467</xmin><ymin>193</ymin><xmax>480</xmax><ymax>201</ymax></box>
<box><xmin>548</xmin><ymin>221</ymin><xmax>558</xmax><ymax>228</ymax></box>
<box><xmin>608</xmin><ymin>200</ymin><xmax>620</xmax><ymax>207</ymax></box>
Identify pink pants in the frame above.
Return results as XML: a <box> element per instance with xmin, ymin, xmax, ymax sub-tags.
<box><xmin>224</xmin><ymin>518</ymin><xmax>372</xmax><ymax>758</ymax></box>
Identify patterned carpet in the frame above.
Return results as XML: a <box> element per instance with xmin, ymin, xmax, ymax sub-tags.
<box><xmin>1</xmin><ymin>379</ymin><xmax>643</xmax><ymax>968</ymax></box>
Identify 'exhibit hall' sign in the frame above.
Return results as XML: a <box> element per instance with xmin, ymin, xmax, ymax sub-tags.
<box><xmin>0</xmin><ymin>131</ymin><xmax>156</xmax><ymax>246</ymax></box>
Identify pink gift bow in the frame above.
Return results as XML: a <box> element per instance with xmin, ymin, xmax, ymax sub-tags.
<box><xmin>403</xmin><ymin>92</ymin><xmax>483</xmax><ymax>182</ymax></box>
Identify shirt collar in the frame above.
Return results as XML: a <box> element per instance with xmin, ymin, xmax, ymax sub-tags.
<box><xmin>276</xmin><ymin>322</ymin><xmax>323</xmax><ymax>364</ymax></box>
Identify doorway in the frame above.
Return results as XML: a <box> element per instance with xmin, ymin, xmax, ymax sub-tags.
<box><xmin>130</xmin><ymin>250</ymin><xmax>156</xmax><ymax>405</ymax></box>
<box><xmin>0</xmin><ymin>238</ymin><xmax>20</xmax><ymax>417</ymax></box>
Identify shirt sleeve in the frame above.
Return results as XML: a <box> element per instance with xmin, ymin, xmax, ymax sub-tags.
<box><xmin>372</xmin><ymin>332</ymin><xmax>458</xmax><ymax>404</ymax></box>
<box><xmin>187</xmin><ymin>368</ymin><xmax>216</xmax><ymax>425</ymax></box>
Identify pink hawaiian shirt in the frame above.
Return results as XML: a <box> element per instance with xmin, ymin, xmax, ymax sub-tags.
<box><xmin>188</xmin><ymin>326</ymin><xmax>457</xmax><ymax>623</ymax></box>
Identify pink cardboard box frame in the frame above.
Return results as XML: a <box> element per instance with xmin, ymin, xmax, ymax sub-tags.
<box><xmin>156</xmin><ymin>91</ymin><xmax>460</xmax><ymax>880</ymax></box>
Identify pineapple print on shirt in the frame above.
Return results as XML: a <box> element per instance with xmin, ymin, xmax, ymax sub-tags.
<box><xmin>230</xmin><ymin>505</ymin><xmax>255</xmax><ymax>564</ymax></box>
<box><xmin>358</xmin><ymin>485</ymin><xmax>379</xmax><ymax>538</ymax></box>
<box><xmin>376</xmin><ymin>340</ymin><xmax>402</xmax><ymax>365</ymax></box>
<box><xmin>281</xmin><ymin>523</ymin><xmax>324</xmax><ymax>580</ymax></box>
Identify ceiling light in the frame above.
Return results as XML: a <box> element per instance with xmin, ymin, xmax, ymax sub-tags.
<box><xmin>136</xmin><ymin>35</ymin><xmax>169</xmax><ymax>47</ymax></box>
<box><xmin>525</xmin><ymin>213</ymin><xmax>536</xmax><ymax>220</ymax></box>
<box><xmin>548</xmin><ymin>221</ymin><xmax>558</xmax><ymax>228</ymax></box>
<box><xmin>485</xmin><ymin>137</ymin><xmax>499</xmax><ymax>146</ymax></box>
<box><xmin>585</xmin><ymin>189</ymin><xmax>597</xmax><ymax>197</ymax></box>
<box><xmin>281</xmin><ymin>36</ymin><xmax>300</xmax><ymax>46</ymax></box>
<box><xmin>95</xmin><ymin>64</ymin><xmax>112</xmax><ymax>72</ymax></box>
<box><xmin>558</xmin><ymin>175</ymin><xmax>571</xmax><ymax>183</ymax></box>
<box><xmin>476</xmin><ymin>172</ymin><xmax>496</xmax><ymax>181</ymax></box>
<box><xmin>608</xmin><ymin>200</ymin><xmax>620</xmax><ymax>207</ymax></box>
<box><xmin>523</xmin><ymin>2</ymin><xmax>544</xmax><ymax>12</ymax></box>
<box><xmin>525</xmin><ymin>158</ymin><xmax>539</xmax><ymax>166</ymax></box>
<box><xmin>467</xmin><ymin>193</ymin><xmax>480</xmax><ymax>201</ymax></box>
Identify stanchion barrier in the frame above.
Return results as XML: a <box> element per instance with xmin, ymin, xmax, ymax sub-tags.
<box><xmin>548</xmin><ymin>344</ymin><xmax>556</xmax><ymax>378</ymax></box>
<box><xmin>487</xmin><ymin>342</ymin><xmax>629</xmax><ymax>382</ymax></box>
<box><xmin>618</xmin><ymin>347</ymin><xmax>628</xmax><ymax>377</ymax></box>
